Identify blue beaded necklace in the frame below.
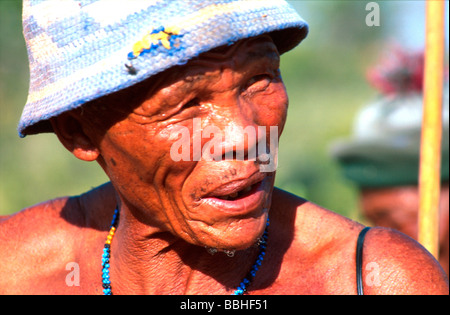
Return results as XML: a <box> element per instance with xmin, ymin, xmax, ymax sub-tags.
<box><xmin>101</xmin><ymin>207</ymin><xmax>269</xmax><ymax>295</ymax></box>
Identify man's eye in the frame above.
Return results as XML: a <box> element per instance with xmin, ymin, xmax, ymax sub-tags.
<box><xmin>243</xmin><ymin>74</ymin><xmax>272</xmax><ymax>93</ymax></box>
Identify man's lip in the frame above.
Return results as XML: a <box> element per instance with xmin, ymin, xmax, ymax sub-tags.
<box><xmin>202</xmin><ymin>171</ymin><xmax>267</xmax><ymax>199</ymax></box>
<box><xmin>199</xmin><ymin>177</ymin><xmax>271</xmax><ymax>215</ymax></box>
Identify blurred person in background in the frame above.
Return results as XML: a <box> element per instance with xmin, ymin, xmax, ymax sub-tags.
<box><xmin>332</xmin><ymin>47</ymin><xmax>449</xmax><ymax>275</ymax></box>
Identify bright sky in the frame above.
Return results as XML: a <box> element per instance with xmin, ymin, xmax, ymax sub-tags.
<box><xmin>288</xmin><ymin>0</ymin><xmax>449</xmax><ymax>51</ymax></box>
<box><xmin>390</xmin><ymin>0</ymin><xmax>449</xmax><ymax>50</ymax></box>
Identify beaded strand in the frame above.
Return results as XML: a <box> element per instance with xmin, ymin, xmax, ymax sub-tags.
<box><xmin>233</xmin><ymin>218</ymin><xmax>269</xmax><ymax>295</ymax></box>
<box><xmin>101</xmin><ymin>207</ymin><xmax>119</xmax><ymax>295</ymax></box>
<box><xmin>101</xmin><ymin>207</ymin><xmax>269</xmax><ymax>295</ymax></box>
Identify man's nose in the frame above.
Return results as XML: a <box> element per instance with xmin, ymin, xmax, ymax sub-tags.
<box><xmin>220</xmin><ymin>121</ymin><xmax>259</xmax><ymax>161</ymax></box>
<box><xmin>202</xmin><ymin>117</ymin><xmax>274</xmax><ymax>164</ymax></box>
<box><xmin>201</xmin><ymin>92</ymin><xmax>280</xmax><ymax>165</ymax></box>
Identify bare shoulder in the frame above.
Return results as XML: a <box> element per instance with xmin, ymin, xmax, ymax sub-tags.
<box><xmin>267</xmin><ymin>188</ymin><xmax>448</xmax><ymax>295</ymax></box>
<box><xmin>0</xmin><ymin>182</ymin><xmax>116</xmax><ymax>294</ymax></box>
<box><xmin>266</xmin><ymin>188</ymin><xmax>363</xmax><ymax>294</ymax></box>
<box><xmin>0</xmin><ymin>195</ymin><xmax>78</xmax><ymax>251</ymax></box>
<box><xmin>362</xmin><ymin>227</ymin><xmax>449</xmax><ymax>295</ymax></box>
<box><xmin>271</xmin><ymin>187</ymin><xmax>363</xmax><ymax>250</ymax></box>
<box><xmin>0</xmin><ymin>196</ymin><xmax>78</xmax><ymax>294</ymax></box>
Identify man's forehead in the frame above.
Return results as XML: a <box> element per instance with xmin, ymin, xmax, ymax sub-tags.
<box><xmin>104</xmin><ymin>35</ymin><xmax>280</xmax><ymax>106</ymax></box>
<box><xmin>161</xmin><ymin>36</ymin><xmax>279</xmax><ymax>82</ymax></box>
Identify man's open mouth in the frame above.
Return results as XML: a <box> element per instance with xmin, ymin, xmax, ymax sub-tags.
<box><xmin>196</xmin><ymin>170</ymin><xmax>273</xmax><ymax>216</ymax></box>
<box><xmin>213</xmin><ymin>182</ymin><xmax>260</xmax><ymax>201</ymax></box>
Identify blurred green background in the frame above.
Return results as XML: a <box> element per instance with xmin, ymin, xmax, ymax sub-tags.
<box><xmin>0</xmin><ymin>1</ymin><xmax>445</xmax><ymax>220</ymax></box>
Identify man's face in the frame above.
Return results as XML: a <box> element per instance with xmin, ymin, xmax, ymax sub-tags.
<box><xmin>89</xmin><ymin>36</ymin><xmax>288</xmax><ymax>250</ymax></box>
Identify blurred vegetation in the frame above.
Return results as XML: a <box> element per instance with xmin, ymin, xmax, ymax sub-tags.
<box><xmin>0</xmin><ymin>0</ymin><xmax>108</xmax><ymax>215</ymax></box>
<box><xmin>0</xmin><ymin>1</ymin><xmax>427</xmax><ymax>220</ymax></box>
<box><xmin>276</xmin><ymin>0</ymin><xmax>387</xmax><ymax>220</ymax></box>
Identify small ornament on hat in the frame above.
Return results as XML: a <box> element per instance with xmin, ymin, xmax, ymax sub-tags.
<box><xmin>125</xmin><ymin>25</ymin><xmax>183</xmax><ymax>75</ymax></box>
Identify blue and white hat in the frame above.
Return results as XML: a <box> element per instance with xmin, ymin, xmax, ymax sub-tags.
<box><xmin>18</xmin><ymin>0</ymin><xmax>308</xmax><ymax>137</ymax></box>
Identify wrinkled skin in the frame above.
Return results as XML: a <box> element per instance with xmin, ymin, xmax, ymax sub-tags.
<box><xmin>0</xmin><ymin>37</ymin><xmax>448</xmax><ymax>294</ymax></box>
<box><xmin>361</xmin><ymin>184</ymin><xmax>449</xmax><ymax>276</ymax></box>
<box><xmin>82</xmin><ymin>36</ymin><xmax>284</xmax><ymax>251</ymax></box>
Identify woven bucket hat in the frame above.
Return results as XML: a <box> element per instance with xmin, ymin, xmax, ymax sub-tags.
<box><xmin>18</xmin><ymin>0</ymin><xmax>308</xmax><ymax>137</ymax></box>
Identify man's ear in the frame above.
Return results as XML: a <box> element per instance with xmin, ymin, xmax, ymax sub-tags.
<box><xmin>50</xmin><ymin>112</ymin><xmax>100</xmax><ymax>162</ymax></box>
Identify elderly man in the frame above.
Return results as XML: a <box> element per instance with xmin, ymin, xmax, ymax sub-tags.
<box><xmin>0</xmin><ymin>0</ymin><xmax>448</xmax><ymax>295</ymax></box>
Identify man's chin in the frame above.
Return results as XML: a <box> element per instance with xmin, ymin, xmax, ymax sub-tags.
<box><xmin>187</xmin><ymin>213</ymin><xmax>269</xmax><ymax>252</ymax></box>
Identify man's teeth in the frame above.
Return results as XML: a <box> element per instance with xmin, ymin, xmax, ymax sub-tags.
<box><xmin>218</xmin><ymin>185</ymin><xmax>252</xmax><ymax>200</ymax></box>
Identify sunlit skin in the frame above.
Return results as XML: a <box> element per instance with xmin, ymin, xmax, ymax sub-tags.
<box><xmin>0</xmin><ymin>36</ymin><xmax>448</xmax><ymax>294</ymax></box>
<box><xmin>361</xmin><ymin>184</ymin><xmax>449</xmax><ymax>275</ymax></box>
<box><xmin>77</xmin><ymin>36</ymin><xmax>283</xmax><ymax>252</ymax></box>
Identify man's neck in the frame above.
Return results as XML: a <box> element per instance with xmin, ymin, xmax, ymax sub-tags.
<box><xmin>107</xmin><ymin>207</ymin><xmax>260</xmax><ymax>295</ymax></box>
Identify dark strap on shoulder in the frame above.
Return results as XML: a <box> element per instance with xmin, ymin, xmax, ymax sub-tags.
<box><xmin>356</xmin><ymin>227</ymin><xmax>371</xmax><ymax>295</ymax></box>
